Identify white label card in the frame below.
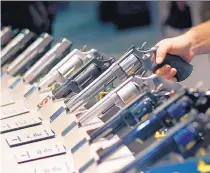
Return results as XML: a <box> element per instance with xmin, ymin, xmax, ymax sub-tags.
<box><xmin>0</xmin><ymin>91</ymin><xmax>15</xmax><ymax>107</ymax></box>
<box><xmin>31</xmin><ymin>162</ymin><xmax>72</xmax><ymax>173</ymax></box>
<box><xmin>0</xmin><ymin>105</ymin><xmax>30</xmax><ymax>120</ymax></box>
<box><xmin>6</xmin><ymin>129</ymin><xmax>55</xmax><ymax>147</ymax></box>
<box><xmin>15</xmin><ymin>143</ymin><xmax>66</xmax><ymax>163</ymax></box>
<box><xmin>1</xmin><ymin>116</ymin><xmax>42</xmax><ymax>134</ymax></box>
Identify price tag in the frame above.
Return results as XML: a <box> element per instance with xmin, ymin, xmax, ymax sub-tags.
<box><xmin>15</xmin><ymin>143</ymin><xmax>66</xmax><ymax>163</ymax></box>
<box><xmin>1</xmin><ymin>116</ymin><xmax>42</xmax><ymax>134</ymax></box>
<box><xmin>0</xmin><ymin>105</ymin><xmax>30</xmax><ymax>120</ymax></box>
<box><xmin>30</xmin><ymin>162</ymin><xmax>72</xmax><ymax>173</ymax></box>
<box><xmin>6</xmin><ymin>129</ymin><xmax>55</xmax><ymax>147</ymax></box>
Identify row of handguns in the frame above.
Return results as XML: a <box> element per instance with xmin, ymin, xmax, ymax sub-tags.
<box><xmin>1</xmin><ymin>26</ymin><xmax>210</xmax><ymax>172</ymax></box>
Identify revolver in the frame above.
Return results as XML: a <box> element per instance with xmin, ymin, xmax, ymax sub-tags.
<box><xmin>65</xmin><ymin>44</ymin><xmax>193</xmax><ymax>112</ymax></box>
<box><xmin>0</xmin><ymin>26</ymin><xmax>19</xmax><ymax>48</ymax></box>
<box><xmin>1</xmin><ymin>29</ymin><xmax>36</xmax><ymax>66</ymax></box>
<box><xmin>23</xmin><ymin>38</ymin><xmax>72</xmax><ymax>84</ymax></box>
<box><xmin>37</xmin><ymin>48</ymin><xmax>98</xmax><ymax>91</ymax></box>
<box><xmin>1</xmin><ymin>26</ymin><xmax>12</xmax><ymax>47</ymax></box>
<box><xmin>7</xmin><ymin>33</ymin><xmax>53</xmax><ymax>76</ymax></box>
<box><xmin>79</xmin><ymin>74</ymin><xmax>181</xmax><ymax>126</ymax></box>
<box><xmin>52</xmin><ymin>51</ymin><xmax>116</xmax><ymax>99</ymax></box>
<box><xmin>89</xmin><ymin>91</ymin><xmax>164</xmax><ymax>144</ymax></box>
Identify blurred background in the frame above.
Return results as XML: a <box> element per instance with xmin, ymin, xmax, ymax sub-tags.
<box><xmin>2</xmin><ymin>1</ymin><xmax>209</xmax><ymax>54</ymax></box>
<box><xmin>51</xmin><ymin>1</ymin><xmax>205</xmax><ymax>54</ymax></box>
<box><xmin>1</xmin><ymin>1</ymin><xmax>210</xmax><ymax>88</ymax></box>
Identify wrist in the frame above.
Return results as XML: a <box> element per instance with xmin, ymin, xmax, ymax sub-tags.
<box><xmin>184</xmin><ymin>28</ymin><xmax>199</xmax><ymax>57</ymax></box>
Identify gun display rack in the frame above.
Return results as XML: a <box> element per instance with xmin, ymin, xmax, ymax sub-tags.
<box><xmin>1</xmin><ymin>26</ymin><xmax>210</xmax><ymax>173</ymax></box>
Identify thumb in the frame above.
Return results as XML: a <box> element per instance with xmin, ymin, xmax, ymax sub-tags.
<box><xmin>155</xmin><ymin>40</ymin><xmax>172</xmax><ymax>64</ymax></box>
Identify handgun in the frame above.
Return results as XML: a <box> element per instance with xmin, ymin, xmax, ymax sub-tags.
<box><xmin>96</xmin><ymin>90</ymin><xmax>210</xmax><ymax>163</ymax></box>
<box><xmin>1</xmin><ymin>26</ymin><xmax>12</xmax><ymax>45</ymax></box>
<box><xmin>23</xmin><ymin>38</ymin><xmax>72</xmax><ymax>84</ymax></box>
<box><xmin>7</xmin><ymin>33</ymin><xmax>53</xmax><ymax>76</ymax></box>
<box><xmin>119</xmin><ymin>110</ymin><xmax>210</xmax><ymax>173</ymax></box>
<box><xmin>1</xmin><ymin>26</ymin><xmax>14</xmax><ymax>47</ymax></box>
<box><xmin>79</xmin><ymin>74</ymin><xmax>181</xmax><ymax>126</ymax></box>
<box><xmin>89</xmin><ymin>91</ymin><xmax>163</xmax><ymax>144</ymax></box>
<box><xmin>89</xmin><ymin>88</ymin><xmax>187</xmax><ymax>144</ymax></box>
<box><xmin>1</xmin><ymin>29</ymin><xmax>36</xmax><ymax>66</ymax></box>
<box><xmin>37</xmin><ymin>48</ymin><xmax>97</xmax><ymax>91</ymax></box>
<box><xmin>65</xmin><ymin>44</ymin><xmax>193</xmax><ymax>113</ymax></box>
<box><xmin>52</xmin><ymin>51</ymin><xmax>116</xmax><ymax>99</ymax></box>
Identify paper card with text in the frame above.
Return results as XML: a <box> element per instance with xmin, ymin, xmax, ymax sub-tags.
<box><xmin>0</xmin><ymin>99</ymin><xmax>30</xmax><ymax>120</ymax></box>
<box><xmin>29</xmin><ymin>162</ymin><xmax>74</xmax><ymax>173</ymax></box>
<box><xmin>1</xmin><ymin>116</ymin><xmax>42</xmax><ymax>134</ymax></box>
<box><xmin>6</xmin><ymin>129</ymin><xmax>55</xmax><ymax>147</ymax></box>
<box><xmin>14</xmin><ymin>143</ymin><xmax>66</xmax><ymax>163</ymax></box>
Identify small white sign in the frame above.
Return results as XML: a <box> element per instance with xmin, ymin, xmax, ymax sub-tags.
<box><xmin>30</xmin><ymin>162</ymin><xmax>72</xmax><ymax>173</ymax></box>
<box><xmin>6</xmin><ymin>129</ymin><xmax>55</xmax><ymax>147</ymax></box>
<box><xmin>0</xmin><ymin>106</ymin><xmax>30</xmax><ymax>120</ymax></box>
<box><xmin>1</xmin><ymin>116</ymin><xmax>42</xmax><ymax>134</ymax></box>
<box><xmin>15</xmin><ymin>143</ymin><xmax>66</xmax><ymax>163</ymax></box>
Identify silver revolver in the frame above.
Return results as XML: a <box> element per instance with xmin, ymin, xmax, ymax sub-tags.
<box><xmin>79</xmin><ymin>74</ymin><xmax>182</xmax><ymax>126</ymax></box>
<box><xmin>7</xmin><ymin>33</ymin><xmax>53</xmax><ymax>76</ymax></box>
<box><xmin>1</xmin><ymin>29</ymin><xmax>36</xmax><ymax>66</ymax></box>
<box><xmin>1</xmin><ymin>26</ymin><xmax>13</xmax><ymax>47</ymax></box>
<box><xmin>23</xmin><ymin>38</ymin><xmax>72</xmax><ymax>84</ymax></box>
<box><xmin>37</xmin><ymin>48</ymin><xmax>97</xmax><ymax>91</ymax></box>
<box><xmin>65</xmin><ymin>44</ymin><xmax>193</xmax><ymax>113</ymax></box>
<box><xmin>52</xmin><ymin>51</ymin><xmax>115</xmax><ymax>99</ymax></box>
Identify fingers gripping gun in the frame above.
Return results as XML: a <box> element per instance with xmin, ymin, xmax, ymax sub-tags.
<box><xmin>66</xmin><ymin>44</ymin><xmax>193</xmax><ymax>113</ymax></box>
<box><xmin>52</xmin><ymin>52</ymin><xmax>116</xmax><ymax>99</ymax></box>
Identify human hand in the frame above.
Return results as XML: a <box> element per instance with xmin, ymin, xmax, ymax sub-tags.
<box><xmin>155</xmin><ymin>33</ymin><xmax>194</xmax><ymax>81</ymax></box>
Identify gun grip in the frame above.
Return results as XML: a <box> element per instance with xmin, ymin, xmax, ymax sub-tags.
<box><xmin>153</xmin><ymin>54</ymin><xmax>193</xmax><ymax>82</ymax></box>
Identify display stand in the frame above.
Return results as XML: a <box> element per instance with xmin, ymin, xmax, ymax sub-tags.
<box><xmin>0</xmin><ymin>74</ymin><xmax>135</xmax><ymax>173</ymax></box>
<box><xmin>8</xmin><ymin>77</ymin><xmax>26</xmax><ymax>100</ymax></box>
<box><xmin>1</xmin><ymin>72</ymin><xmax>14</xmax><ymax>90</ymax></box>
